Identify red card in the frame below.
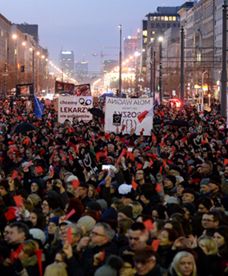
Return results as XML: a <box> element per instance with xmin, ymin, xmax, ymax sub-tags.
<box><xmin>72</xmin><ymin>179</ymin><xmax>80</xmax><ymax>189</ymax></box>
<box><xmin>64</xmin><ymin>209</ymin><xmax>76</xmax><ymax>220</ymax></box>
<box><xmin>132</xmin><ymin>179</ymin><xmax>138</xmax><ymax>191</ymax></box>
<box><xmin>155</xmin><ymin>183</ymin><xmax>162</xmax><ymax>193</ymax></box>
<box><xmin>11</xmin><ymin>170</ymin><xmax>18</xmax><ymax>180</ymax></box>
<box><xmin>66</xmin><ymin>227</ymin><xmax>73</xmax><ymax>244</ymax></box>
<box><xmin>151</xmin><ymin>239</ymin><xmax>160</xmax><ymax>252</ymax></box>
<box><xmin>144</xmin><ymin>219</ymin><xmax>154</xmax><ymax>231</ymax></box>
<box><xmin>13</xmin><ymin>195</ymin><xmax>24</xmax><ymax>207</ymax></box>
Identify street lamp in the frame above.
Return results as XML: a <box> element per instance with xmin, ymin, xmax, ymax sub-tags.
<box><xmin>158</xmin><ymin>36</ymin><xmax>163</xmax><ymax>103</ymax></box>
<box><xmin>118</xmin><ymin>24</ymin><xmax>122</xmax><ymax>96</ymax></box>
<box><xmin>29</xmin><ymin>47</ymin><xmax>35</xmax><ymax>91</ymax></box>
<box><xmin>12</xmin><ymin>33</ymin><xmax>18</xmax><ymax>87</ymax></box>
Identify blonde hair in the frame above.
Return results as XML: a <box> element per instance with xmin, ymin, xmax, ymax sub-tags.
<box><xmin>170</xmin><ymin>251</ymin><xmax>197</xmax><ymax>276</ymax></box>
<box><xmin>198</xmin><ymin>235</ymin><xmax>218</xmax><ymax>255</ymax></box>
<box><xmin>130</xmin><ymin>201</ymin><xmax>143</xmax><ymax>219</ymax></box>
<box><xmin>44</xmin><ymin>262</ymin><xmax>67</xmax><ymax>276</ymax></box>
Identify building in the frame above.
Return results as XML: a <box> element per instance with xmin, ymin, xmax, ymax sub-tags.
<box><xmin>60</xmin><ymin>50</ymin><xmax>74</xmax><ymax>78</ymax></box>
<box><xmin>141</xmin><ymin>6</ymin><xmax>180</xmax><ymax>89</ymax></box>
<box><xmin>179</xmin><ymin>0</ymin><xmax>223</xmax><ymax>100</ymax></box>
<box><xmin>161</xmin><ymin>26</ymin><xmax>180</xmax><ymax>97</ymax></box>
<box><xmin>75</xmin><ymin>60</ymin><xmax>88</xmax><ymax>76</ymax></box>
<box><xmin>0</xmin><ymin>13</ymin><xmax>49</xmax><ymax>97</ymax></box>
<box><xmin>103</xmin><ymin>59</ymin><xmax>118</xmax><ymax>73</ymax></box>
<box><xmin>123</xmin><ymin>36</ymin><xmax>139</xmax><ymax>59</ymax></box>
<box><xmin>16</xmin><ymin>23</ymin><xmax>39</xmax><ymax>43</ymax></box>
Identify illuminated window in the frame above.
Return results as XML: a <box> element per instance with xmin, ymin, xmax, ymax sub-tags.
<box><xmin>143</xmin><ymin>30</ymin><xmax>147</xmax><ymax>37</ymax></box>
<box><xmin>197</xmin><ymin>53</ymin><xmax>201</xmax><ymax>62</ymax></box>
<box><xmin>164</xmin><ymin>16</ymin><xmax>169</xmax><ymax>21</ymax></box>
<box><xmin>173</xmin><ymin>16</ymin><xmax>176</xmax><ymax>21</ymax></box>
<box><xmin>169</xmin><ymin>16</ymin><xmax>173</xmax><ymax>21</ymax></box>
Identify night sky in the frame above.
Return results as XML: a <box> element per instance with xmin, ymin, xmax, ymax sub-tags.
<box><xmin>0</xmin><ymin>0</ymin><xmax>185</xmax><ymax>72</ymax></box>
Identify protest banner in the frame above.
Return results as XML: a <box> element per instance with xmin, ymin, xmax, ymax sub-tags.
<box><xmin>105</xmin><ymin>97</ymin><xmax>153</xmax><ymax>135</ymax></box>
<box><xmin>58</xmin><ymin>96</ymin><xmax>93</xmax><ymax>123</ymax></box>
<box><xmin>55</xmin><ymin>80</ymin><xmax>75</xmax><ymax>95</ymax></box>
<box><xmin>74</xmin><ymin>84</ymin><xmax>91</xmax><ymax>96</ymax></box>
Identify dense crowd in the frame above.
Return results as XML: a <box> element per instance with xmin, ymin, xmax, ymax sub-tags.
<box><xmin>0</xmin><ymin>97</ymin><xmax>227</xmax><ymax>276</ymax></box>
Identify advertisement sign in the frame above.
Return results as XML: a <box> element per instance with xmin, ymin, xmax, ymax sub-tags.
<box><xmin>105</xmin><ymin>97</ymin><xmax>153</xmax><ymax>135</ymax></box>
<box><xmin>74</xmin><ymin>84</ymin><xmax>91</xmax><ymax>96</ymax></box>
<box><xmin>58</xmin><ymin>96</ymin><xmax>93</xmax><ymax>123</ymax></box>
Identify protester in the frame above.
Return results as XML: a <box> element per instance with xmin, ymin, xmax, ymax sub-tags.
<box><xmin>0</xmin><ymin>97</ymin><xmax>227</xmax><ymax>275</ymax></box>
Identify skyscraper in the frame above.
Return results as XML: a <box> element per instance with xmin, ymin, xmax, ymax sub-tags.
<box><xmin>60</xmin><ymin>50</ymin><xmax>74</xmax><ymax>78</ymax></box>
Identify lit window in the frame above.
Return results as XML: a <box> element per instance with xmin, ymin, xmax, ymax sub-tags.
<box><xmin>143</xmin><ymin>30</ymin><xmax>147</xmax><ymax>37</ymax></box>
<box><xmin>173</xmin><ymin>16</ymin><xmax>176</xmax><ymax>21</ymax></box>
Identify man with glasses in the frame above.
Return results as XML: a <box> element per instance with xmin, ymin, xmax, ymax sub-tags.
<box><xmin>201</xmin><ymin>211</ymin><xmax>220</xmax><ymax>236</ymax></box>
<box><xmin>134</xmin><ymin>248</ymin><xmax>162</xmax><ymax>276</ymax></box>
<box><xmin>81</xmin><ymin>222</ymin><xmax>118</xmax><ymax>275</ymax></box>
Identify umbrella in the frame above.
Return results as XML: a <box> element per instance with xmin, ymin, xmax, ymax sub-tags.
<box><xmin>12</xmin><ymin>122</ymin><xmax>36</xmax><ymax>134</ymax></box>
<box><xmin>88</xmin><ymin>108</ymin><xmax>104</xmax><ymax>118</ymax></box>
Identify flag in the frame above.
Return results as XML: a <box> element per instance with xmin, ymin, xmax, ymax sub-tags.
<box><xmin>137</xmin><ymin>107</ymin><xmax>153</xmax><ymax>123</ymax></box>
<box><xmin>34</xmin><ymin>96</ymin><xmax>44</xmax><ymax>118</ymax></box>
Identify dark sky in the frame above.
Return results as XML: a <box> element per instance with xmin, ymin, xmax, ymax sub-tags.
<box><xmin>0</xmin><ymin>0</ymin><xmax>184</xmax><ymax>72</ymax></box>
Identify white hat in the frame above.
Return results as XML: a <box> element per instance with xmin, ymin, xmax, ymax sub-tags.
<box><xmin>118</xmin><ymin>184</ymin><xmax>132</xmax><ymax>195</ymax></box>
<box><xmin>30</xmin><ymin>228</ymin><xmax>46</xmax><ymax>244</ymax></box>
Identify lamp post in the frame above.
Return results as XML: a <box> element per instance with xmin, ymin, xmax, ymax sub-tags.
<box><xmin>12</xmin><ymin>33</ymin><xmax>18</xmax><ymax>87</ymax></box>
<box><xmin>180</xmin><ymin>26</ymin><xmax>185</xmax><ymax>101</ymax></box>
<box><xmin>158</xmin><ymin>36</ymin><xmax>163</xmax><ymax>103</ymax></box>
<box><xmin>118</xmin><ymin>24</ymin><xmax>122</xmax><ymax>96</ymax></box>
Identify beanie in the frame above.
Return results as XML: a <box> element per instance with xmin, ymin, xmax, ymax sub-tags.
<box><xmin>118</xmin><ymin>184</ymin><xmax>132</xmax><ymax>195</ymax></box>
<box><xmin>77</xmin><ymin>215</ymin><xmax>96</xmax><ymax>235</ymax></box>
<box><xmin>29</xmin><ymin>228</ymin><xmax>46</xmax><ymax>245</ymax></box>
<box><xmin>94</xmin><ymin>265</ymin><xmax>117</xmax><ymax>276</ymax></box>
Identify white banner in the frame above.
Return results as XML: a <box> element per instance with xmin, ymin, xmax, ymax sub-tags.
<box><xmin>58</xmin><ymin>96</ymin><xmax>93</xmax><ymax>123</ymax></box>
<box><xmin>105</xmin><ymin>97</ymin><xmax>153</xmax><ymax>136</ymax></box>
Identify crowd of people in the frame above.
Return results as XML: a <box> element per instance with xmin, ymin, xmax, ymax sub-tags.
<box><xmin>0</xmin><ymin>97</ymin><xmax>227</xmax><ymax>276</ymax></box>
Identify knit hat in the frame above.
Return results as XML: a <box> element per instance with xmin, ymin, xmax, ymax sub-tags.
<box><xmin>118</xmin><ymin>206</ymin><xmax>133</xmax><ymax>219</ymax></box>
<box><xmin>29</xmin><ymin>228</ymin><xmax>46</xmax><ymax>245</ymax></box>
<box><xmin>118</xmin><ymin>184</ymin><xmax>132</xmax><ymax>195</ymax></box>
<box><xmin>49</xmin><ymin>216</ymin><xmax>59</xmax><ymax>225</ymax></box>
<box><xmin>96</xmin><ymin>199</ymin><xmax>108</xmax><ymax>211</ymax></box>
<box><xmin>77</xmin><ymin>215</ymin><xmax>96</xmax><ymax>235</ymax></box>
<box><xmin>200</xmin><ymin>178</ymin><xmax>210</xmax><ymax>186</ymax></box>
<box><xmin>101</xmin><ymin>207</ymin><xmax>117</xmax><ymax>222</ymax></box>
<box><xmin>166</xmin><ymin>196</ymin><xmax>180</xmax><ymax>205</ymax></box>
<box><xmin>87</xmin><ymin>201</ymin><xmax>102</xmax><ymax>212</ymax></box>
<box><xmin>94</xmin><ymin>265</ymin><xmax>117</xmax><ymax>276</ymax></box>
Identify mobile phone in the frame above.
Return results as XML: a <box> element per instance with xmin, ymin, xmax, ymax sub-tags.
<box><xmin>102</xmin><ymin>165</ymin><xmax>111</xmax><ymax>170</ymax></box>
<box><xmin>128</xmin><ymin>147</ymin><xmax>133</xmax><ymax>152</ymax></box>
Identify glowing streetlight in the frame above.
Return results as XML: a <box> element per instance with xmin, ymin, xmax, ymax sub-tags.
<box><xmin>118</xmin><ymin>24</ymin><xmax>122</xmax><ymax>96</ymax></box>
